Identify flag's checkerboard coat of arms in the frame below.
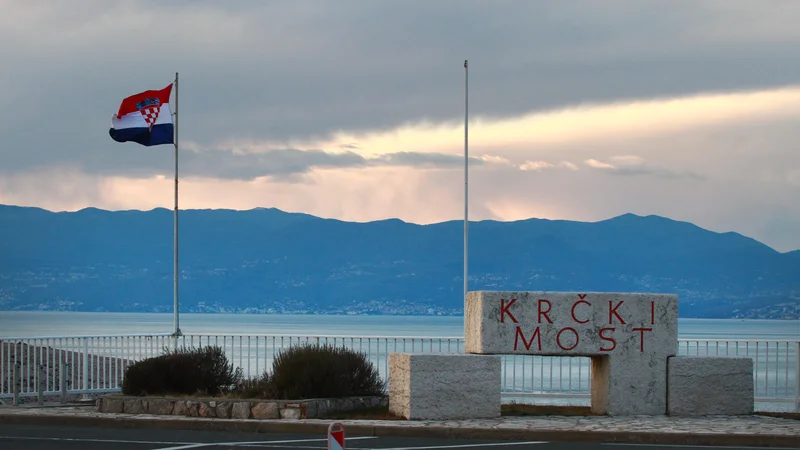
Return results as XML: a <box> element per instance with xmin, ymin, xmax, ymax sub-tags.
<box><xmin>136</xmin><ymin>97</ymin><xmax>162</xmax><ymax>129</ymax></box>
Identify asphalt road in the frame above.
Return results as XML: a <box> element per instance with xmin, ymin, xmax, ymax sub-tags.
<box><xmin>0</xmin><ymin>424</ymin><xmax>796</xmax><ymax>450</ymax></box>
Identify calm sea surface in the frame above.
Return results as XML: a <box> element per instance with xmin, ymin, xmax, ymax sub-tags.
<box><xmin>0</xmin><ymin>311</ymin><xmax>797</xmax><ymax>340</ymax></box>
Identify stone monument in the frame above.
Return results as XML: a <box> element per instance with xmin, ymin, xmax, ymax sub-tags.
<box><xmin>466</xmin><ymin>291</ymin><xmax>678</xmax><ymax>415</ymax></box>
<box><xmin>388</xmin><ymin>290</ymin><xmax>756</xmax><ymax>419</ymax></box>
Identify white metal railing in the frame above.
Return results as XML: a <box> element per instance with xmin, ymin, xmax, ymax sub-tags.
<box><xmin>0</xmin><ymin>334</ymin><xmax>173</xmax><ymax>404</ymax></box>
<box><xmin>1</xmin><ymin>334</ymin><xmax>798</xmax><ymax>412</ymax></box>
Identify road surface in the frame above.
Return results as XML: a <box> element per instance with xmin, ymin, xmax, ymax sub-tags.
<box><xmin>0</xmin><ymin>424</ymin><xmax>796</xmax><ymax>450</ymax></box>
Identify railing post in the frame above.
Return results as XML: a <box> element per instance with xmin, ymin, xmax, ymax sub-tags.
<box><xmin>82</xmin><ymin>339</ymin><xmax>89</xmax><ymax>401</ymax></box>
<box><xmin>37</xmin><ymin>364</ymin><xmax>44</xmax><ymax>405</ymax></box>
<box><xmin>60</xmin><ymin>361</ymin><xmax>69</xmax><ymax>404</ymax></box>
<box><xmin>12</xmin><ymin>362</ymin><xmax>20</xmax><ymax>406</ymax></box>
<box><xmin>795</xmin><ymin>341</ymin><xmax>799</xmax><ymax>413</ymax></box>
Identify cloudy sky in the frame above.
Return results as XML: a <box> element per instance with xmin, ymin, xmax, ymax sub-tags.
<box><xmin>1</xmin><ymin>1</ymin><xmax>800</xmax><ymax>252</ymax></box>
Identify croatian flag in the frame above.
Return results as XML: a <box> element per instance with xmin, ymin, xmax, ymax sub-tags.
<box><xmin>109</xmin><ymin>84</ymin><xmax>174</xmax><ymax>146</ymax></box>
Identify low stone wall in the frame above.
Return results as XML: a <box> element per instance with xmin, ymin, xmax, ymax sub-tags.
<box><xmin>96</xmin><ymin>394</ymin><xmax>387</xmax><ymax>419</ymax></box>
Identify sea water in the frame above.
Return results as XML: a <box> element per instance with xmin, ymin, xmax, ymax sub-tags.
<box><xmin>1</xmin><ymin>311</ymin><xmax>798</xmax><ymax>340</ymax></box>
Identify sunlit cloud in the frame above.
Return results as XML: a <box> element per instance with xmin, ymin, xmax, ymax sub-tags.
<box><xmin>180</xmin><ymin>85</ymin><xmax>800</xmax><ymax>176</ymax></box>
<box><xmin>585</xmin><ymin>159</ymin><xmax>615</xmax><ymax>170</ymax></box>
<box><xmin>519</xmin><ymin>160</ymin><xmax>555</xmax><ymax>171</ymax></box>
<box><xmin>583</xmin><ymin>155</ymin><xmax>705</xmax><ymax>180</ymax></box>
<box><xmin>225</xmin><ymin>85</ymin><xmax>800</xmax><ymax>158</ymax></box>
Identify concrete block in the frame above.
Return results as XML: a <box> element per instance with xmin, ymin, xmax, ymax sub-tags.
<box><xmin>465</xmin><ymin>291</ymin><xmax>679</xmax><ymax>415</ymax></box>
<box><xmin>668</xmin><ymin>356</ymin><xmax>754</xmax><ymax>416</ymax></box>
<box><xmin>388</xmin><ymin>353</ymin><xmax>501</xmax><ymax>420</ymax></box>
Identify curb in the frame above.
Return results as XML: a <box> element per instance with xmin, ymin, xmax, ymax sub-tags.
<box><xmin>1</xmin><ymin>412</ymin><xmax>798</xmax><ymax>448</ymax></box>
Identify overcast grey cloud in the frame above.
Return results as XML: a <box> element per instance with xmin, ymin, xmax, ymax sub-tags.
<box><xmin>1</xmin><ymin>0</ymin><xmax>799</xmax><ymax>251</ymax></box>
<box><xmin>4</xmin><ymin>0</ymin><xmax>800</xmax><ymax>162</ymax></box>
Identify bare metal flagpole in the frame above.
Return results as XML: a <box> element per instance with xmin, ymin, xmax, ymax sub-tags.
<box><xmin>173</xmin><ymin>71</ymin><xmax>182</xmax><ymax>337</ymax></box>
<box><xmin>464</xmin><ymin>60</ymin><xmax>469</xmax><ymax>321</ymax></box>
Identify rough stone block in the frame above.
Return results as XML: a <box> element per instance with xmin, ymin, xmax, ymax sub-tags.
<box><xmin>172</xmin><ymin>400</ymin><xmax>188</xmax><ymax>416</ymax></box>
<box><xmin>215</xmin><ymin>401</ymin><xmax>232</xmax><ymax>418</ymax></box>
<box><xmin>280</xmin><ymin>406</ymin><xmax>302</xmax><ymax>419</ymax></box>
<box><xmin>198</xmin><ymin>402</ymin><xmax>216</xmax><ymax>418</ymax></box>
<box><xmin>231</xmin><ymin>402</ymin><xmax>251</xmax><ymax>419</ymax></box>
<box><xmin>304</xmin><ymin>401</ymin><xmax>318</xmax><ymax>419</ymax></box>
<box><xmin>465</xmin><ymin>291</ymin><xmax>679</xmax><ymax>415</ymax></box>
<box><xmin>388</xmin><ymin>353</ymin><xmax>501</xmax><ymax>420</ymax></box>
<box><xmin>99</xmin><ymin>397</ymin><xmax>123</xmax><ymax>413</ymax></box>
<box><xmin>252</xmin><ymin>402</ymin><xmax>279</xmax><ymax>419</ymax></box>
<box><xmin>314</xmin><ymin>400</ymin><xmax>330</xmax><ymax>419</ymax></box>
<box><xmin>668</xmin><ymin>356</ymin><xmax>754</xmax><ymax>416</ymax></box>
<box><xmin>185</xmin><ymin>400</ymin><xmax>200</xmax><ymax>417</ymax></box>
<box><xmin>123</xmin><ymin>399</ymin><xmax>145</xmax><ymax>414</ymax></box>
<box><xmin>148</xmin><ymin>398</ymin><xmax>173</xmax><ymax>415</ymax></box>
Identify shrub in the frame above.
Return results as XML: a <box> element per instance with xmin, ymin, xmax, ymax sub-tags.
<box><xmin>234</xmin><ymin>371</ymin><xmax>277</xmax><ymax>399</ymax></box>
<box><xmin>122</xmin><ymin>345</ymin><xmax>241</xmax><ymax>396</ymax></box>
<box><xmin>262</xmin><ymin>343</ymin><xmax>385</xmax><ymax>400</ymax></box>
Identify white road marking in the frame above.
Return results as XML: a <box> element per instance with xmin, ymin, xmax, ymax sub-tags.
<box><xmin>0</xmin><ymin>435</ymin><xmax>191</xmax><ymax>445</ymax></box>
<box><xmin>234</xmin><ymin>446</ymin><xmax>328</xmax><ymax>449</ymax></box>
<box><xmin>374</xmin><ymin>441</ymin><xmax>547</xmax><ymax>450</ymax></box>
<box><xmin>231</xmin><ymin>441</ymin><xmax>548</xmax><ymax>450</ymax></box>
<box><xmin>0</xmin><ymin>435</ymin><xmax>379</xmax><ymax>449</ymax></box>
<box><xmin>602</xmin><ymin>444</ymin><xmax>798</xmax><ymax>449</ymax></box>
<box><xmin>155</xmin><ymin>436</ymin><xmax>378</xmax><ymax>450</ymax></box>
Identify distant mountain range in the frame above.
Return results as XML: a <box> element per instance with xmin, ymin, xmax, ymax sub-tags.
<box><xmin>1</xmin><ymin>204</ymin><xmax>798</xmax><ymax>319</ymax></box>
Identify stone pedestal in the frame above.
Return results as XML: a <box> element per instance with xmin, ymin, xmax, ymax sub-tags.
<box><xmin>465</xmin><ymin>291</ymin><xmax>679</xmax><ymax>415</ymax></box>
<box><xmin>667</xmin><ymin>356</ymin><xmax>754</xmax><ymax>416</ymax></box>
<box><xmin>388</xmin><ymin>353</ymin><xmax>501</xmax><ymax>420</ymax></box>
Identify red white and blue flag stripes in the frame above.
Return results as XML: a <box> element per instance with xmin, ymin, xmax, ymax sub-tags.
<box><xmin>109</xmin><ymin>84</ymin><xmax>174</xmax><ymax>146</ymax></box>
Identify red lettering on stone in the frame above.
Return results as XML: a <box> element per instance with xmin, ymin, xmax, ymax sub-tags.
<box><xmin>650</xmin><ymin>301</ymin><xmax>655</xmax><ymax>325</ymax></box>
<box><xmin>571</xmin><ymin>300</ymin><xmax>591</xmax><ymax>324</ymax></box>
<box><xmin>632</xmin><ymin>327</ymin><xmax>653</xmax><ymax>352</ymax></box>
<box><xmin>578</xmin><ymin>294</ymin><xmax>587</xmax><ymax>299</ymax></box>
<box><xmin>556</xmin><ymin>327</ymin><xmax>579</xmax><ymax>351</ymax></box>
<box><xmin>538</xmin><ymin>299</ymin><xmax>553</xmax><ymax>324</ymax></box>
<box><xmin>599</xmin><ymin>327</ymin><xmax>616</xmax><ymax>351</ymax></box>
<box><xmin>514</xmin><ymin>326</ymin><xmax>541</xmax><ymax>351</ymax></box>
<box><xmin>609</xmin><ymin>300</ymin><xmax>625</xmax><ymax>324</ymax></box>
<box><xmin>500</xmin><ymin>298</ymin><xmax>518</xmax><ymax>323</ymax></box>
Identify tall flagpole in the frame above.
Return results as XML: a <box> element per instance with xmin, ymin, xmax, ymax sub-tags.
<box><xmin>463</xmin><ymin>60</ymin><xmax>469</xmax><ymax>320</ymax></box>
<box><xmin>173</xmin><ymin>71</ymin><xmax>182</xmax><ymax>337</ymax></box>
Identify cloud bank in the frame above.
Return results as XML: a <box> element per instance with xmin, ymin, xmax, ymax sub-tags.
<box><xmin>0</xmin><ymin>1</ymin><xmax>799</xmax><ymax>252</ymax></box>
